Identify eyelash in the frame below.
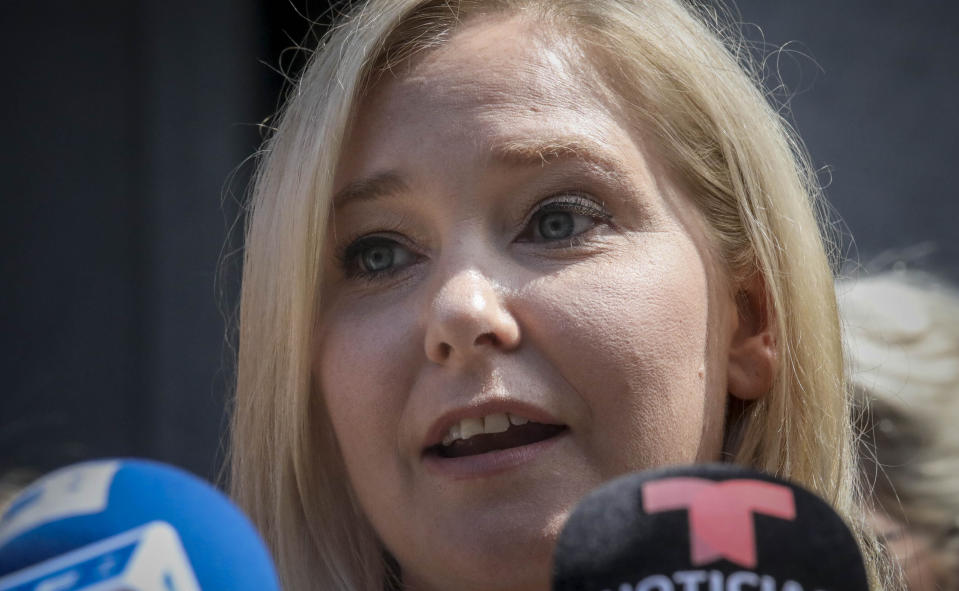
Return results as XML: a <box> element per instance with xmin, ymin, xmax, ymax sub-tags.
<box><xmin>335</xmin><ymin>193</ymin><xmax>613</xmax><ymax>282</ymax></box>
<box><xmin>517</xmin><ymin>194</ymin><xmax>612</xmax><ymax>243</ymax></box>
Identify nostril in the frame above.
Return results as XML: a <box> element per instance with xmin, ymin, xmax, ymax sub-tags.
<box><xmin>437</xmin><ymin>343</ymin><xmax>452</xmax><ymax>359</ymax></box>
<box><xmin>474</xmin><ymin>333</ymin><xmax>499</xmax><ymax>347</ymax></box>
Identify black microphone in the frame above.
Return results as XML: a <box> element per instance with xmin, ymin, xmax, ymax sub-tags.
<box><xmin>552</xmin><ymin>464</ymin><xmax>869</xmax><ymax>591</ymax></box>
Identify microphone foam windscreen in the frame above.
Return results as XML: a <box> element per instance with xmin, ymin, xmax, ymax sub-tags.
<box><xmin>552</xmin><ymin>463</ymin><xmax>869</xmax><ymax>591</ymax></box>
<box><xmin>0</xmin><ymin>459</ymin><xmax>278</xmax><ymax>590</ymax></box>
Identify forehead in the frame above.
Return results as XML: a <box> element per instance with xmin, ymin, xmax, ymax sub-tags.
<box><xmin>394</xmin><ymin>14</ymin><xmax>587</xmax><ymax>104</ymax></box>
<box><xmin>347</xmin><ymin>13</ymin><xmax>625</xmax><ymax>160</ymax></box>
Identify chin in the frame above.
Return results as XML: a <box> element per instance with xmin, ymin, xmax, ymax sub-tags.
<box><xmin>399</xmin><ymin>502</ymin><xmax>570</xmax><ymax>591</ymax></box>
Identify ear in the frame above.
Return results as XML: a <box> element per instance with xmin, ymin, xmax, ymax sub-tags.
<box><xmin>727</xmin><ymin>274</ymin><xmax>778</xmax><ymax>401</ymax></box>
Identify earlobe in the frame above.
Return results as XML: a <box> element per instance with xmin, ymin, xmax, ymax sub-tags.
<box><xmin>727</xmin><ymin>276</ymin><xmax>778</xmax><ymax>401</ymax></box>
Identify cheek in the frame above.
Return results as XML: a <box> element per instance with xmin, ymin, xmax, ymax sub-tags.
<box><xmin>315</xmin><ymin>300</ymin><xmax>420</xmax><ymax>490</ymax></box>
<box><xmin>518</xmin><ymin>235</ymin><xmax>723</xmax><ymax>471</ymax></box>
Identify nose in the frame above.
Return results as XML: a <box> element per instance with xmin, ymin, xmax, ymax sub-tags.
<box><xmin>424</xmin><ymin>269</ymin><xmax>521</xmax><ymax>366</ymax></box>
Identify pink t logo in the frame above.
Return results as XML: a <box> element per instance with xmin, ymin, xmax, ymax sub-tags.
<box><xmin>642</xmin><ymin>478</ymin><xmax>796</xmax><ymax>569</ymax></box>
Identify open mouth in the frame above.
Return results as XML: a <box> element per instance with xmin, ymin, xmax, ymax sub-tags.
<box><xmin>425</xmin><ymin>413</ymin><xmax>568</xmax><ymax>459</ymax></box>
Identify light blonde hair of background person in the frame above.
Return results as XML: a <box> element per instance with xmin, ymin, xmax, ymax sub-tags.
<box><xmin>840</xmin><ymin>270</ymin><xmax>959</xmax><ymax>589</ymax></box>
<box><xmin>228</xmin><ymin>0</ymin><xmax>888</xmax><ymax>588</ymax></box>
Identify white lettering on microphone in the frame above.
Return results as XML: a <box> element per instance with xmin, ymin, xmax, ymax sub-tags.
<box><xmin>727</xmin><ymin>571</ymin><xmax>759</xmax><ymax>590</ymax></box>
<box><xmin>674</xmin><ymin>571</ymin><xmax>708</xmax><ymax>591</ymax></box>
<box><xmin>601</xmin><ymin>571</ymin><xmax>814</xmax><ymax>591</ymax></box>
<box><xmin>637</xmin><ymin>575</ymin><xmax>673</xmax><ymax>590</ymax></box>
<box><xmin>709</xmin><ymin>570</ymin><xmax>724</xmax><ymax>591</ymax></box>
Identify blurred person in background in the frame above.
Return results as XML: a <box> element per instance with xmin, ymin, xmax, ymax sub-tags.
<box><xmin>840</xmin><ymin>269</ymin><xmax>959</xmax><ymax>590</ymax></box>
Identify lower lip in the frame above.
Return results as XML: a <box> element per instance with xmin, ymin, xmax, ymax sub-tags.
<box><xmin>421</xmin><ymin>430</ymin><xmax>568</xmax><ymax>480</ymax></box>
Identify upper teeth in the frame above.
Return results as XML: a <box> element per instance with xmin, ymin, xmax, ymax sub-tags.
<box><xmin>441</xmin><ymin>413</ymin><xmax>530</xmax><ymax>446</ymax></box>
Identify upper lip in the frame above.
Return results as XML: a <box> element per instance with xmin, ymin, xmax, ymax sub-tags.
<box><xmin>421</xmin><ymin>398</ymin><xmax>565</xmax><ymax>454</ymax></box>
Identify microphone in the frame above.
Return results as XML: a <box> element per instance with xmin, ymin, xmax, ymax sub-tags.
<box><xmin>552</xmin><ymin>464</ymin><xmax>869</xmax><ymax>591</ymax></box>
<box><xmin>0</xmin><ymin>459</ymin><xmax>279</xmax><ymax>591</ymax></box>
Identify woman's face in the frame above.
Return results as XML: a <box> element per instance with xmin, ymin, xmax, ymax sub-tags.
<box><xmin>316</xmin><ymin>14</ymin><xmax>753</xmax><ymax>591</ymax></box>
<box><xmin>868</xmin><ymin>510</ymin><xmax>940</xmax><ymax>591</ymax></box>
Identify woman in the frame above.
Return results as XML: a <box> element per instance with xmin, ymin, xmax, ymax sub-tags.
<box><xmin>229</xmin><ymin>1</ymin><xmax>884</xmax><ymax>589</ymax></box>
<box><xmin>841</xmin><ymin>270</ymin><xmax>959</xmax><ymax>590</ymax></box>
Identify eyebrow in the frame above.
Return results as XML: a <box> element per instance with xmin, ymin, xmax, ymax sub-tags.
<box><xmin>331</xmin><ymin>135</ymin><xmax>633</xmax><ymax>209</ymax></box>
<box><xmin>488</xmin><ymin>136</ymin><xmax>629</xmax><ymax>174</ymax></box>
<box><xmin>332</xmin><ymin>170</ymin><xmax>409</xmax><ymax>209</ymax></box>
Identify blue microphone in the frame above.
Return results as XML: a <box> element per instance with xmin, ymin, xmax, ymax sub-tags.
<box><xmin>0</xmin><ymin>459</ymin><xmax>279</xmax><ymax>590</ymax></box>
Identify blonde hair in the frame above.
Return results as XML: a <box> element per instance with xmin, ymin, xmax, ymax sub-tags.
<box><xmin>841</xmin><ymin>270</ymin><xmax>959</xmax><ymax>588</ymax></box>
<box><xmin>229</xmin><ymin>0</ymin><xmax>883</xmax><ymax>588</ymax></box>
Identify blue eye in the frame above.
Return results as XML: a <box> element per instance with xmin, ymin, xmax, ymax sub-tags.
<box><xmin>538</xmin><ymin>211</ymin><xmax>576</xmax><ymax>240</ymax></box>
<box><xmin>521</xmin><ymin>196</ymin><xmax>611</xmax><ymax>243</ymax></box>
<box><xmin>336</xmin><ymin>195</ymin><xmax>611</xmax><ymax>282</ymax></box>
<box><xmin>339</xmin><ymin>236</ymin><xmax>419</xmax><ymax>280</ymax></box>
<box><xmin>361</xmin><ymin>244</ymin><xmax>394</xmax><ymax>272</ymax></box>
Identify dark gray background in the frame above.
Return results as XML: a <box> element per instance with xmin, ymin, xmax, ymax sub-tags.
<box><xmin>1</xmin><ymin>1</ymin><xmax>956</xmax><ymax>483</ymax></box>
